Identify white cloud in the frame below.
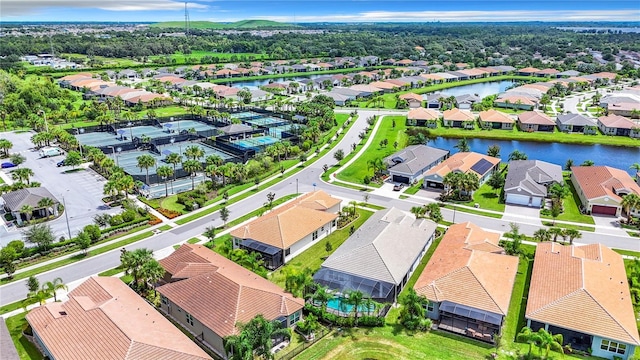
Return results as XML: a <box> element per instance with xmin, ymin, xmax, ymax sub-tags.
<box><xmin>216</xmin><ymin>9</ymin><xmax>640</xmax><ymax>23</ymax></box>
<box><xmin>2</xmin><ymin>0</ymin><xmax>208</xmax><ymax>16</ymax></box>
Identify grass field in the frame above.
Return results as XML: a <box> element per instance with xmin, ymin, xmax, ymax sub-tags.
<box><xmin>6</xmin><ymin>313</ymin><xmax>44</xmax><ymax>360</ymax></box>
<box><xmin>540</xmin><ymin>176</ymin><xmax>595</xmax><ymax>225</ymax></box>
<box><xmin>336</xmin><ymin>115</ymin><xmax>407</xmax><ymax>184</ymax></box>
<box><xmin>148</xmin><ymin>51</ymin><xmax>265</xmax><ymax>64</ymax></box>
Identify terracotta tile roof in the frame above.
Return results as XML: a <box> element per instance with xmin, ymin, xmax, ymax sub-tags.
<box><xmin>526</xmin><ymin>243</ymin><xmax>640</xmax><ymax>345</ymax></box>
<box><xmin>519</xmin><ymin>67</ymin><xmax>541</xmax><ymax>73</ymax></box>
<box><xmin>536</xmin><ymin>68</ymin><xmax>559</xmax><ymax>75</ymax></box>
<box><xmin>420</xmin><ymin>73</ymin><xmax>444</xmax><ymax>81</ymax></box>
<box><xmin>425</xmin><ymin>152</ymin><xmax>501</xmax><ymax>178</ymax></box>
<box><xmin>396</xmin><ymin>59</ymin><xmax>414</xmax><ymax>65</ymax></box>
<box><xmin>571</xmin><ymin>166</ymin><xmax>640</xmax><ymax>202</ymax></box>
<box><xmin>458</xmin><ymin>68</ymin><xmax>489</xmax><ymax>77</ymax></box>
<box><xmin>407</xmin><ymin>107</ymin><xmax>440</xmax><ymax>121</ymax></box>
<box><xmin>479</xmin><ymin>109</ymin><xmax>514</xmax><ymax>124</ymax></box>
<box><xmin>369</xmin><ymin>81</ymin><xmax>399</xmax><ymax>90</ymax></box>
<box><xmin>386</xmin><ymin>78</ymin><xmax>410</xmax><ymax>86</ymax></box>
<box><xmin>598</xmin><ymin>115</ymin><xmax>639</xmax><ymax>129</ymax></box>
<box><xmin>521</xmin><ymin>83</ymin><xmax>553</xmax><ymax>93</ymax></box>
<box><xmin>443</xmin><ymin>108</ymin><xmax>475</xmax><ymax>121</ymax></box>
<box><xmin>399</xmin><ymin>92</ymin><xmax>423</xmax><ymax>102</ymax></box>
<box><xmin>26</xmin><ymin>277</ymin><xmax>211</xmax><ymax>360</ymax></box>
<box><xmin>230</xmin><ymin>191</ymin><xmax>339</xmax><ymax>249</ymax></box>
<box><xmin>495</xmin><ymin>95</ymin><xmax>537</xmax><ymax>106</ymax></box>
<box><xmin>518</xmin><ymin>111</ymin><xmax>556</xmax><ymax>126</ymax></box>
<box><xmin>157</xmin><ymin>245</ymin><xmax>304</xmax><ymax>337</ymax></box>
<box><xmin>414</xmin><ymin>222</ymin><xmax>518</xmax><ymax>315</ymax></box>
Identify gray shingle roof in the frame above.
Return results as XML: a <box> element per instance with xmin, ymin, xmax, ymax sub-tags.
<box><xmin>218</xmin><ymin>123</ymin><xmax>253</xmax><ymax>135</ymax></box>
<box><xmin>0</xmin><ymin>318</ymin><xmax>19</xmax><ymax>360</ymax></box>
<box><xmin>556</xmin><ymin>113</ymin><xmax>597</xmax><ymax>126</ymax></box>
<box><xmin>384</xmin><ymin>145</ymin><xmax>449</xmax><ymax>176</ymax></box>
<box><xmin>504</xmin><ymin>160</ymin><xmax>563</xmax><ymax>197</ymax></box>
<box><xmin>1</xmin><ymin>187</ymin><xmax>59</xmax><ymax>212</ymax></box>
<box><xmin>320</xmin><ymin>207</ymin><xmax>437</xmax><ymax>285</ymax></box>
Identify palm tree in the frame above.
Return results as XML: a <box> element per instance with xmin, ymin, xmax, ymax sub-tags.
<box><xmin>621</xmin><ymin>193</ymin><xmax>640</xmax><ymax>224</ymax></box>
<box><xmin>224</xmin><ymin>333</ymin><xmax>253</xmax><ymax>360</ymax></box>
<box><xmin>311</xmin><ymin>284</ymin><xmax>333</xmax><ymax>312</ymax></box>
<box><xmin>398</xmin><ymin>288</ymin><xmax>429</xmax><ymax>330</ymax></box>
<box><xmin>549</xmin><ymin>227</ymin><xmax>565</xmax><ymax>243</ymax></box>
<box><xmin>184</xmin><ymin>145</ymin><xmax>204</xmax><ymax>161</ymax></box>
<box><xmin>454</xmin><ymin>138</ymin><xmax>470</xmax><ymax>152</ymax></box>
<box><xmin>136</xmin><ymin>154</ymin><xmax>156</xmax><ymax>186</ymax></box>
<box><xmin>564</xmin><ymin>229</ymin><xmax>582</xmax><ymax>245</ymax></box>
<box><xmin>139</xmin><ymin>259</ymin><xmax>165</xmax><ymax>293</ymax></box>
<box><xmin>508</xmin><ymin>150</ymin><xmax>528</xmax><ymax>161</ymax></box>
<box><xmin>345</xmin><ymin>290</ymin><xmax>364</xmax><ymax>325</ymax></box>
<box><xmin>548</xmin><ymin>183</ymin><xmax>570</xmax><ymax>208</ymax></box>
<box><xmin>156</xmin><ymin>165</ymin><xmax>174</xmax><ymax>197</ymax></box>
<box><xmin>120</xmin><ymin>248</ymin><xmax>154</xmax><ymax>290</ymax></box>
<box><xmin>43</xmin><ymin>277</ymin><xmax>68</xmax><ymax>302</ymax></box>
<box><xmin>24</xmin><ymin>287</ymin><xmax>53</xmax><ymax>308</ymax></box>
<box><xmin>37</xmin><ymin>197</ymin><xmax>55</xmax><ymax>217</ymax></box>
<box><xmin>20</xmin><ymin>204</ymin><xmax>34</xmax><ymax>223</ymax></box>
<box><xmin>487</xmin><ymin>144</ymin><xmax>500</xmax><ymax>158</ymax></box>
<box><xmin>536</xmin><ymin>328</ymin><xmax>564</xmax><ymax>359</ymax></box>
<box><xmin>410</xmin><ymin>206</ymin><xmax>426</xmax><ymax>219</ymax></box>
<box><xmin>182</xmin><ymin>159</ymin><xmax>202</xmax><ymax>190</ymax></box>
<box><xmin>103</xmin><ymin>179</ymin><xmax>118</xmax><ymax>201</ymax></box>
<box><xmin>630</xmin><ymin>163</ymin><xmax>640</xmax><ymax>181</ymax></box>
<box><xmin>13</xmin><ymin>167</ymin><xmax>34</xmax><ymax>185</ymax></box>
<box><xmin>533</xmin><ymin>228</ymin><xmax>551</xmax><ymax>243</ymax></box>
<box><xmin>0</xmin><ymin>139</ymin><xmax>13</xmax><ymax>157</ymax></box>
<box><xmin>517</xmin><ymin>327</ymin><xmax>540</xmax><ymax>358</ymax></box>
<box><xmin>165</xmin><ymin>153</ymin><xmax>182</xmax><ymax>181</ymax></box>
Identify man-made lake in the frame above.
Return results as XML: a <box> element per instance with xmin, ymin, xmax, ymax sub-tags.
<box><xmin>223</xmin><ymin>74</ymin><xmax>327</xmax><ymax>89</ymax></box>
<box><xmin>436</xmin><ymin>80</ymin><xmax>516</xmax><ymax>98</ymax></box>
<box><xmin>430</xmin><ymin>137</ymin><xmax>640</xmax><ymax>175</ymax></box>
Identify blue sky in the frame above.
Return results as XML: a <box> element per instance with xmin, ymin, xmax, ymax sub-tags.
<box><xmin>3</xmin><ymin>1</ymin><xmax>640</xmax><ymax>22</ymax></box>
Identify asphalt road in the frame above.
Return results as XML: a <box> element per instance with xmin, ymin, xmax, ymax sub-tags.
<box><xmin>1</xmin><ymin>110</ymin><xmax>638</xmax><ymax>305</ymax></box>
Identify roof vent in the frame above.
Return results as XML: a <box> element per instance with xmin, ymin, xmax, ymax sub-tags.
<box><xmin>59</xmin><ymin>311</ymin><xmax>67</xmax><ymax>316</ymax></box>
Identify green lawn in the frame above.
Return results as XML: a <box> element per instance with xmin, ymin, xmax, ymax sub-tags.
<box><xmin>187</xmin><ymin>238</ymin><xmax>201</xmax><ymax>244</ymax></box>
<box><xmin>464</xmin><ymin>182</ymin><xmax>505</xmax><ymax>212</ymax></box>
<box><xmin>0</xmin><ymin>299</ymin><xmax>26</xmax><ymax>315</ymax></box>
<box><xmin>269</xmin><ymin>209</ymin><xmax>374</xmax><ymax>288</ymax></box>
<box><xmin>541</xmin><ymin>221</ymin><xmax>595</xmax><ymax>232</ymax></box>
<box><xmin>443</xmin><ymin>204</ymin><xmax>503</xmax><ymax>219</ymax></box>
<box><xmin>403</xmin><ymin>180</ymin><xmax>423</xmax><ymax>195</ymax></box>
<box><xmin>148</xmin><ymin>51</ymin><xmax>265</xmax><ymax>64</ymax></box>
<box><xmin>615</xmin><ymin>249</ymin><xmax>640</xmax><ymax>258</ymax></box>
<box><xmin>336</xmin><ymin>115</ymin><xmax>407</xmax><ymax>184</ymax></box>
<box><xmin>6</xmin><ymin>313</ymin><xmax>44</xmax><ymax>360</ymax></box>
<box><xmin>540</xmin><ymin>176</ymin><xmax>594</xmax><ymax>225</ymax></box>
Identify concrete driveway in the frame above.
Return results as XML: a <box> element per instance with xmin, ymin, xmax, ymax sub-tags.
<box><xmin>0</xmin><ymin>131</ymin><xmax>120</xmax><ymax>246</ymax></box>
<box><xmin>502</xmin><ymin>204</ymin><xmax>542</xmax><ymax>226</ymax></box>
<box><xmin>592</xmin><ymin>214</ymin><xmax>628</xmax><ymax>236</ymax></box>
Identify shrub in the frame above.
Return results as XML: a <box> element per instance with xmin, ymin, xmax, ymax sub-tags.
<box><xmin>358</xmin><ymin>315</ymin><xmax>385</xmax><ymax>327</ymax></box>
<box><xmin>121</xmin><ymin>209</ymin><xmax>137</xmax><ymax>223</ymax></box>
<box><xmin>83</xmin><ymin>224</ymin><xmax>102</xmax><ymax>243</ymax></box>
<box><xmin>148</xmin><ymin>215</ymin><xmax>162</xmax><ymax>225</ymax></box>
<box><xmin>158</xmin><ymin>208</ymin><xmax>181</xmax><ymax>218</ymax></box>
<box><xmin>109</xmin><ymin>215</ymin><xmax>124</xmax><ymax>226</ymax></box>
<box><xmin>6</xmin><ymin>240</ymin><xmax>24</xmax><ymax>254</ymax></box>
<box><xmin>302</xmin><ymin>140</ymin><xmax>312</xmax><ymax>152</ymax></box>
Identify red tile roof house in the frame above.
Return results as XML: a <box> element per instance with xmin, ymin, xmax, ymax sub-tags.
<box><xmin>230</xmin><ymin>191</ymin><xmax>341</xmax><ymax>270</ymax></box>
<box><xmin>518</xmin><ymin>67</ymin><xmax>541</xmax><ymax>76</ymax></box>
<box><xmin>597</xmin><ymin>114</ymin><xmax>640</xmax><ymax>138</ymax></box>
<box><xmin>406</xmin><ymin>107</ymin><xmax>440</xmax><ymax>128</ymax></box>
<box><xmin>414</xmin><ymin>222</ymin><xmax>518</xmax><ymax>343</ymax></box>
<box><xmin>157</xmin><ymin>244</ymin><xmax>304</xmax><ymax>359</ymax></box>
<box><xmin>26</xmin><ymin>276</ymin><xmax>212</xmax><ymax>360</ymax></box>
<box><xmin>398</xmin><ymin>92</ymin><xmax>423</xmax><ymax>108</ymax></box>
<box><xmin>478</xmin><ymin>109</ymin><xmax>515</xmax><ymax>130</ymax></box>
<box><xmin>517</xmin><ymin>111</ymin><xmax>556</xmax><ymax>132</ymax></box>
<box><xmin>526</xmin><ymin>243</ymin><xmax>640</xmax><ymax>359</ymax></box>
<box><xmin>570</xmin><ymin>166</ymin><xmax>640</xmax><ymax>217</ymax></box>
<box><xmin>442</xmin><ymin>108</ymin><xmax>476</xmax><ymax>129</ymax></box>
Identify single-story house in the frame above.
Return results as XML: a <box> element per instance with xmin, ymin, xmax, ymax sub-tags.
<box><xmin>478</xmin><ymin>109</ymin><xmax>515</xmax><ymax>130</ymax></box>
<box><xmin>369</xmin><ymin>81</ymin><xmax>399</xmax><ymax>93</ymax></box>
<box><xmin>535</xmin><ymin>68</ymin><xmax>560</xmax><ymax>78</ymax></box>
<box><xmin>442</xmin><ymin>108</ymin><xmax>475</xmax><ymax>129</ymax></box>
<box><xmin>158</xmin><ymin>244</ymin><xmax>304</xmax><ymax>359</ymax></box>
<box><xmin>455</xmin><ymin>94</ymin><xmax>480</xmax><ymax>110</ymax></box>
<box><xmin>230</xmin><ymin>191</ymin><xmax>341</xmax><ymax>269</ymax></box>
<box><xmin>325</xmin><ymin>92</ymin><xmax>355</xmax><ymax>106</ymax></box>
<box><xmin>26</xmin><ymin>276</ymin><xmax>211</xmax><ymax>360</ymax></box>
<box><xmin>398</xmin><ymin>93</ymin><xmax>423</xmax><ymax>108</ymax></box>
<box><xmin>423</xmin><ymin>152</ymin><xmax>501</xmax><ymax>190</ymax></box>
<box><xmin>557</xmin><ymin>70</ymin><xmax>581</xmax><ymax>77</ymax></box>
<box><xmin>494</xmin><ymin>95</ymin><xmax>537</xmax><ymax>110</ymax></box>
<box><xmin>504</xmin><ymin>160</ymin><xmax>563</xmax><ymax>207</ymax></box>
<box><xmin>384</xmin><ymin>145</ymin><xmax>450</xmax><ymax>184</ymax></box>
<box><xmin>414</xmin><ymin>222</ymin><xmax>518</xmax><ymax>343</ymax></box>
<box><xmin>517</xmin><ymin>111</ymin><xmax>556</xmax><ymax>132</ymax></box>
<box><xmin>607</xmin><ymin>102</ymin><xmax>640</xmax><ymax>118</ymax></box>
<box><xmin>1</xmin><ymin>187</ymin><xmax>59</xmax><ymax>226</ymax></box>
<box><xmin>349</xmin><ymin>84</ymin><xmax>384</xmax><ymax>97</ymax></box>
<box><xmin>526</xmin><ymin>243</ymin><xmax>640</xmax><ymax>359</ymax></box>
<box><xmin>314</xmin><ymin>207</ymin><xmax>437</xmax><ymax>303</ymax></box>
<box><xmin>423</xmin><ymin>93</ymin><xmax>444</xmax><ymax>108</ymax></box>
<box><xmin>518</xmin><ymin>67</ymin><xmax>541</xmax><ymax>76</ymax></box>
<box><xmin>556</xmin><ymin>113</ymin><xmax>598</xmax><ymax>134</ymax></box>
<box><xmin>406</xmin><ymin>107</ymin><xmax>440</xmax><ymax>127</ymax></box>
<box><xmin>571</xmin><ymin>166</ymin><xmax>640</xmax><ymax>217</ymax></box>
<box><xmin>597</xmin><ymin>114</ymin><xmax>640</xmax><ymax>137</ymax></box>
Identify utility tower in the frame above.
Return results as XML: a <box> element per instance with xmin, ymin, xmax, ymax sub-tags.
<box><xmin>184</xmin><ymin>2</ymin><xmax>190</xmax><ymax>36</ymax></box>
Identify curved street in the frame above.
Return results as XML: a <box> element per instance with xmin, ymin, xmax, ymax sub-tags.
<box><xmin>1</xmin><ymin>109</ymin><xmax>637</xmax><ymax>306</ymax></box>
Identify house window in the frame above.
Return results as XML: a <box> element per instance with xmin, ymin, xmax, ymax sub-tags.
<box><xmin>312</xmin><ymin>231</ymin><xmax>318</xmax><ymax>240</ymax></box>
<box><xmin>427</xmin><ymin>303</ymin><xmax>434</xmax><ymax>312</ymax></box>
<box><xmin>161</xmin><ymin>295</ymin><xmax>168</xmax><ymax>305</ymax></box>
<box><xmin>285</xmin><ymin>248</ymin><xmax>291</xmax><ymax>256</ymax></box>
<box><xmin>600</xmin><ymin>339</ymin><xmax>627</xmax><ymax>354</ymax></box>
<box><xmin>332</xmin><ymin>220</ymin><xmax>337</xmax><ymax>227</ymax></box>
<box><xmin>321</xmin><ymin>226</ymin><xmax>325</xmax><ymax>232</ymax></box>
<box><xmin>288</xmin><ymin>311</ymin><xmax>300</xmax><ymax>325</ymax></box>
<box><xmin>185</xmin><ymin>312</ymin><xmax>194</xmax><ymax>326</ymax></box>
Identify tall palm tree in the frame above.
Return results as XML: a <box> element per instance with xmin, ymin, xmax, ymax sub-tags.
<box><xmin>549</xmin><ymin>227</ymin><xmax>565</xmax><ymax>243</ymax></box>
<box><xmin>564</xmin><ymin>229</ymin><xmax>582</xmax><ymax>245</ymax></box>
<box><xmin>205</xmin><ymin>154</ymin><xmax>223</xmax><ymax>166</ymax></box>
<box><xmin>398</xmin><ymin>288</ymin><xmax>429</xmax><ymax>329</ymax></box>
<box><xmin>37</xmin><ymin>197</ymin><xmax>55</xmax><ymax>217</ymax></box>
<box><xmin>621</xmin><ymin>193</ymin><xmax>640</xmax><ymax>224</ymax></box>
<box><xmin>630</xmin><ymin>163</ymin><xmax>640</xmax><ymax>181</ymax></box>
<box><xmin>533</xmin><ymin>228</ymin><xmax>551</xmax><ymax>243</ymax></box>
<box><xmin>454</xmin><ymin>138</ymin><xmax>470</xmax><ymax>152</ymax></box>
<box><xmin>165</xmin><ymin>153</ymin><xmax>182</xmax><ymax>181</ymax></box>
<box><xmin>508</xmin><ymin>150</ymin><xmax>528</xmax><ymax>161</ymax></box>
<box><xmin>224</xmin><ymin>333</ymin><xmax>253</xmax><ymax>360</ymax></box>
<box><xmin>136</xmin><ymin>154</ymin><xmax>156</xmax><ymax>186</ymax></box>
<box><xmin>311</xmin><ymin>285</ymin><xmax>333</xmax><ymax>312</ymax></box>
<box><xmin>184</xmin><ymin>145</ymin><xmax>205</xmax><ymax>161</ymax></box>
<box><xmin>43</xmin><ymin>277</ymin><xmax>68</xmax><ymax>302</ymax></box>
<box><xmin>182</xmin><ymin>159</ymin><xmax>202</xmax><ymax>190</ymax></box>
<box><xmin>120</xmin><ymin>248</ymin><xmax>154</xmax><ymax>290</ymax></box>
<box><xmin>139</xmin><ymin>259</ymin><xmax>165</xmax><ymax>293</ymax></box>
<box><xmin>156</xmin><ymin>165</ymin><xmax>174</xmax><ymax>197</ymax></box>
<box><xmin>345</xmin><ymin>290</ymin><xmax>364</xmax><ymax>325</ymax></box>
<box><xmin>536</xmin><ymin>328</ymin><xmax>564</xmax><ymax>359</ymax></box>
<box><xmin>20</xmin><ymin>204</ymin><xmax>34</xmax><ymax>223</ymax></box>
<box><xmin>13</xmin><ymin>167</ymin><xmax>34</xmax><ymax>185</ymax></box>
<box><xmin>517</xmin><ymin>327</ymin><xmax>540</xmax><ymax>358</ymax></box>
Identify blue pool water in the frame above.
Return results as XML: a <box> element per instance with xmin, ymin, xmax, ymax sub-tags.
<box><xmin>326</xmin><ymin>297</ymin><xmax>374</xmax><ymax>313</ymax></box>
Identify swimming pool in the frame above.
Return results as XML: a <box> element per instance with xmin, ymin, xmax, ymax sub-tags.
<box><xmin>325</xmin><ymin>297</ymin><xmax>374</xmax><ymax>314</ymax></box>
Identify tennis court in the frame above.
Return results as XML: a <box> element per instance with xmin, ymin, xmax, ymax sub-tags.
<box><xmin>231</xmin><ymin>135</ymin><xmax>279</xmax><ymax>151</ymax></box>
<box><xmin>231</xmin><ymin>111</ymin><xmax>263</xmax><ymax>120</ymax></box>
<box><xmin>268</xmin><ymin>124</ymin><xmax>304</xmax><ymax>138</ymax></box>
<box><xmin>244</xmin><ymin>116</ymin><xmax>288</xmax><ymax>127</ymax></box>
<box><xmin>76</xmin><ymin>131</ymin><xmax>125</xmax><ymax>148</ymax></box>
<box><xmin>161</xmin><ymin>120</ymin><xmax>216</xmax><ymax>133</ymax></box>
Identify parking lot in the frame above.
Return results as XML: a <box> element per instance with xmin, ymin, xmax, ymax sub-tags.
<box><xmin>0</xmin><ymin>131</ymin><xmax>121</xmax><ymax>246</ymax></box>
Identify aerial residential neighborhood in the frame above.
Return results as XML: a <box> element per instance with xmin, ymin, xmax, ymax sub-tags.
<box><xmin>1</xmin><ymin>6</ymin><xmax>640</xmax><ymax>360</ymax></box>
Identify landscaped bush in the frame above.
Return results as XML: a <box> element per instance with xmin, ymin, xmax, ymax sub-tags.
<box><xmin>101</xmin><ymin>216</ymin><xmax>150</xmax><ymax>235</ymax></box>
<box><xmin>121</xmin><ymin>209</ymin><xmax>137</xmax><ymax>223</ymax></box>
<box><xmin>358</xmin><ymin>315</ymin><xmax>386</xmax><ymax>327</ymax></box>
<box><xmin>83</xmin><ymin>224</ymin><xmax>102</xmax><ymax>243</ymax></box>
<box><xmin>148</xmin><ymin>215</ymin><xmax>162</xmax><ymax>225</ymax></box>
<box><xmin>303</xmin><ymin>303</ymin><xmax>384</xmax><ymax>328</ymax></box>
<box><xmin>109</xmin><ymin>215</ymin><xmax>124</xmax><ymax>226</ymax></box>
<box><xmin>177</xmin><ymin>191</ymin><xmax>207</xmax><ymax>211</ymax></box>
<box><xmin>157</xmin><ymin>207</ymin><xmax>182</xmax><ymax>219</ymax></box>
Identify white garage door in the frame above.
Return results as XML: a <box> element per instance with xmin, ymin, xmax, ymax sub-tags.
<box><xmin>506</xmin><ymin>193</ymin><xmax>530</xmax><ymax>206</ymax></box>
<box><xmin>530</xmin><ymin>197</ymin><xmax>542</xmax><ymax>208</ymax></box>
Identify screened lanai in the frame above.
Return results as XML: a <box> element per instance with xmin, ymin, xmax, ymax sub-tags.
<box><xmin>313</xmin><ymin>268</ymin><xmax>396</xmax><ymax>303</ymax></box>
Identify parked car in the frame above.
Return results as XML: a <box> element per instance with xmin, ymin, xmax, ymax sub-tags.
<box><xmin>39</xmin><ymin>147</ymin><xmax>62</xmax><ymax>158</ymax></box>
<box><xmin>56</xmin><ymin>160</ymin><xmax>66</xmax><ymax>167</ymax></box>
<box><xmin>1</xmin><ymin>162</ymin><xmax>16</xmax><ymax>169</ymax></box>
<box><xmin>393</xmin><ymin>183</ymin><xmax>405</xmax><ymax>191</ymax></box>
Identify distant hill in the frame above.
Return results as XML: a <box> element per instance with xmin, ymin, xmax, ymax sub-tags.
<box><xmin>150</xmin><ymin>20</ymin><xmax>297</xmax><ymax>29</ymax></box>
